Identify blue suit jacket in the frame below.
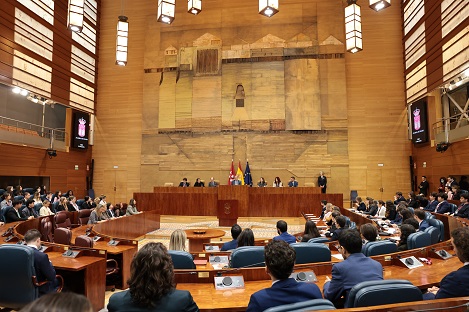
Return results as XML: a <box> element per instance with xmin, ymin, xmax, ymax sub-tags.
<box><xmin>424</xmin><ymin>265</ymin><xmax>469</xmax><ymax>300</ymax></box>
<box><xmin>454</xmin><ymin>203</ymin><xmax>469</xmax><ymax>218</ymax></box>
<box><xmin>288</xmin><ymin>181</ymin><xmax>298</xmax><ymax>187</ymax></box>
<box><xmin>323</xmin><ymin>253</ymin><xmax>383</xmax><ymax>303</ymax></box>
<box><xmin>418</xmin><ymin>220</ymin><xmax>430</xmax><ymax>231</ymax></box>
<box><xmin>246</xmin><ymin>278</ymin><xmax>322</xmax><ymax>312</ymax></box>
<box><xmin>108</xmin><ymin>288</ymin><xmax>199</xmax><ymax>312</ymax></box>
<box><xmin>30</xmin><ymin>246</ymin><xmax>57</xmax><ymax>295</ymax></box>
<box><xmin>273</xmin><ymin>232</ymin><xmax>297</xmax><ymax>244</ymax></box>
<box><xmin>424</xmin><ymin>200</ymin><xmax>438</xmax><ymax>211</ymax></box>
<box><xmin>221</xmin><ymin>239</ymin><xmax>237</xmax><ymax>251</ymax></box>
<box><xmin>435</xmin><ymin>201</ymin><xmax>451</xmax><ymax>214</ymax></box>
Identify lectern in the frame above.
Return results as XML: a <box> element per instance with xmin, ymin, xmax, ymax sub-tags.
<box><xmin>217</xmin><ymin>200</ymin><xmax>238</xmax><ymax>226</ymax></box>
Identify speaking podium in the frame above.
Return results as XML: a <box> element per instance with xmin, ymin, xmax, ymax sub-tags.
<box><xmin>217</xmin><ymin>200</ymin><xmax>238</xmax><ymax>227</ymax></box>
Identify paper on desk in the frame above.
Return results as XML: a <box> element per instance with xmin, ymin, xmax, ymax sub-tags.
<box><xmin>332</xmin><ymin>254</ymin><xmax>344</xmax><ymax>260</ymax></box>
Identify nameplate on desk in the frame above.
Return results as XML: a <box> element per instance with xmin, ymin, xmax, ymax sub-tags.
<box><xmin>399</xmin><ymin>256</ymin><xmax>424</xmax><ymax>269</ymax></box>
<box><xmin>4</xmin><ymin>235</ymin><xmax>16</xmax><ymax>242</ymax></box>
<box><xmin>205</xmin><ymin>245</ymin><xmax>220</xmax><ymax>251</ymax></box>
<box><xmin>290</xmin><ymin>271</ymin><xmax>318</xmax><ymax>283</ymax></box>
<box><xmin>432</xmin><ymin>249</ymin><xmax>453</xmax><ymax>260</ymax></box>
<box><xmin>92</xmin><ymin>236</ymin><xmax>102</xmax><ymax>242</ymax></box>
<box><xmin>193</xmin><ymin>259</ymin><xmax>208</xmax><ymax>265</ymax></box>
<box><xmin>108</xmin><ymin>239</ymin><xmax>120</xmax><ymax>246</ymax></box>
<box><xmin>62</xmin><ymin>250</ymin><xmax>79</xmax><ymax>258</ymax></box>
<box><xmin>214</xmin><ymin>276</ymin><xmax>244</xmax><ymax>290</ymax></box>
<box><xmin>209</xmin><ymin>255</ymin><xmax>229</xmax><ymax>264</ymax></box>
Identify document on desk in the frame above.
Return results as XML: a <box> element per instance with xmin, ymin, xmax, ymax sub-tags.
<box><xmin>332</xmin><ymin>254</ymin><xmax>344</xmax><ymax>260</ymax></box>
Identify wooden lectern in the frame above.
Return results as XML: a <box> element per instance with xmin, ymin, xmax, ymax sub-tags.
<box><xmin>217</xmin><ymin>200</ymin><xmax>238</xmax><ymax>227</ymax></box>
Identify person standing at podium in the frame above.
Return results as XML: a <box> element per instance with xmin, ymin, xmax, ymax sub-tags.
<box><xmin>318</xmin><ymin>171</ymin><xmax>327</xmax><ymax>193</ymax></box>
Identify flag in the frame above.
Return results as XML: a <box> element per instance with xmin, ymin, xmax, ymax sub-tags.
<box><xmin>236</xmin><ymin>161</ymin><xmax>245</xmax><ymax>185</ymax></box>
<box><xmin>244</xmin><ymin>161</ymin><xmax>252</xmax><ymax>186</ymax></box>
<box><xmin>228</xmin><ymin>159</ymin><xmax>235</xmax><ymax>185</ymax></box>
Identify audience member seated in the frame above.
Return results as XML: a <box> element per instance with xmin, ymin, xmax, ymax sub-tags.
<box><xmin>221</xmin><ymin>224</ymin><xmax>242</xmax><ymax>251</ymax></box>
<box><xmin>169</xmin><ymin>229</ymin><xmax>187</xmax><ymax>251</ymax></box>
<box><xmin>397</xmin><ymin>224</ymin><xmax>416</xmax><ymax>251</ymax></box>
<box><xmin>323</xmin><ymin>229</ymin><xmax>383</xmax><ymax>307</ymax></box>
<box><xmin>362</xmin><ymin>199</ymin><xmax>378</xmax><ymax>216</ymax></box>
<box><xmin>414</xmin><ymin>209</ymin><xmax>429</xmax><ymax>231</ymax></box>
<box><xmin>107</xmin><ymin>242</ymin><xmax>198</xmax><ymax>312</ymax></box>
<box><xmin>67</xmin><ymin>196</ymin><xmax>79</xmax><ymax>212</ymax></box>
<box><xmin>452</xmin><ymin>185</ymin><xmax>462</xmax><ymax>201</ymax></box>
<box><xmin>389</xmin><ymin>203</ymin><xmax>407</xmax><ymax>225</ymax></box>
<box><xmin>106</xmin><ymin>203</ymin><xmax>117</xmax><ymax>218</ymax></box>
<box><xmin>435</xmin><ymin>193</ymin><xmax>451</xmax><ymax>214</ymax></box>
<box><xmin>423</xmin><ymin>227</ymin><xmax>469</xmax><ymax>300</ymax></box>
<box><xmin>33</xmin><ymin>192</ymin><xmax>42</xmax><ymax>205</ymax></box>
<box><xmin>287</xmin><ymin>176</ymin><xmax>298</xmax><ymax>187</ymax></box>
<box><xmin>193</xmin><ymin>178</ymin><xmax>204</xmax><ymax>187</ymax></box>
<box><xmin>65</xmin><ymin>190</ymin><xmax>74</xmax><ymax>198</ymax></box>
<box><xmin>56</xmin><ymin>197</ymin><xmax>69</xmax><ymax>212</ymax></box>
<box><xmin>179</xmin><ymin>178</ymin><xmax>190</xmax><ymax>187</ymax></box>
<box><xmin>5</xmin><ymin>200</ymin><xmax>34</xmax><ymax>223</ymax></box>
<box><xmin>452</xmin><ymin>194</ymin><xmax>469</xmax><ymax>218</ymax></box>
<box><xmin>273</xmin><ymin>220</ymin><xmax>296</xmax><ymax>244</ymax></box>
<box><xmin>15</xmin><ymin>185</ymin><xmax>23</xmax><ymax>197</ymax></box>
<box><xmin>394</xmin><ymin>191</ymin><xmax>406</xmax><ymax>205</ymax></box>
<box><xmin>88</xmin><ymin>205</ymin><xmax>107</xmax><ymax>225</ymax></box>
<box><xmin>81</xmin><ymin>196</ymin><xmax>95</xmax><ymax>210</ymax></box>
<box><xmin>360</xmin><ymin>223</ymin><xmax>377</xmax><ymax>248</ymax></box>
<box><xmin>19</xmin><ymin>292</ymin><xmax>93</xmax><ymax>312</ymax></box>
<box><xmin>237</xmin><ymin>228</ymin><xmax>255</xmax><ymax>247</ymax></box>
<box><xmin>39</xmin><ymin>200</ymin><xmax>54</xmax><ymax>216</ymax></box>
<box><xmin>384</xmin><ymin>200</ymin><xmax>396</xmax><ymax>220</ymax></box>
<box><xmin>402</xmin><ymin>218</ymin><xmax>419</xmax><ymax>231</ymax></box>
<box><xmin>354</xmin><ymin>197</ymin><xmax>366</xmax><ymax>212</ymax></box>
<box><xmin>445</xmin><ymin>186</ymin><xmax>454</xmax><ymax>200</ymax></box>
<box><xmin>322</xmin><ymin>203</ymin><xmax>333</xmax><ymax>223</ymax></box>
<box><xmin>301</xmin><ymin>220</ymin><xmax>320</xmax><ymax>242</ymax></box>
<box><xmin>424</xmin><ymin>192</ymin><xmax>438</xmax><ymax>211</ymax></box>
<box><xmin>246</xmin><ymin>240</ymin><xmax>322</xmax><ymax>312</ymax></box>
<box><xmin>376</xmin><ymin>200</ymin><xmax>386</xmax><ymax>217</ymax></box>
<box><xmin>407</xmin><ymin>191</ymin><xmax>420</xmax><ymax>208</ymax></box>
<box><xmin>272</xmin><ymin>177</ymin><xmax>283</xmax><ymax>187</ymax></box>
<box><xmin>257</xmin><ymin>177</ymin><xmax>267</xmax><ymax>187</ymax></box>
<box><xmin>0</xmin><ymin>192</ymin><xmax>12</xmax><ymax>208</ymax></box>
<box><xmin>114</xmin><ymin>202</ymin><xmax>123</xmax><ymax>216</ymax></box>
<box><xmin>53</xmin><ymin>191</ymin><xmax>62</xmax><ymax>203</ymax></box>
<box><xmin>319</xmin><ymin>200</ymin><xmax>328</xmax><ymax>219</ymax></box>
<box><xmin>326</xmin><ymin>215</ymin><xmax>346</xmax><ymax>241</ymax></box>
<box><xmin>126</xmin><ymin>199</ymin><xmax>140</xmax><ymax>215</ymax></box>
<box><xmin>22</xmin><ymin>199</ymin><xmax>39</xmax><ymax>218</ymax></box>
<box><xmin>24</xmin><ymin>229</ymin><xmax>58</xmax><ymax>296</ymax></box>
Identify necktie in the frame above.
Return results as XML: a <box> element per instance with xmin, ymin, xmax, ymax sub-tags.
<box><xmin>16</xmin><ymin>209</ymin><xmax>20</xmax><ymax>218</ymax></box>
<box><xmin>435</xmin><ymin>202</ymin><xmax>441</xmax><ymax>213</ymax></box>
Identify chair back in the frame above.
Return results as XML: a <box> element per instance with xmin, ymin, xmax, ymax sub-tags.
<box><xmin>76</xmin><ymin>199</ymin><xmax>85</xmax><ymax>209</ymax></box>
<box><xmin>54</xmin><ymin>228</ymin><xmax>72</xmax><ymax>245</ymax></box>
<box><xmin>345</xmin><ymin>279</ymin><xmax>422</xmax><ymax>308</ymax></box>
<box><xmin>78</xmin><ymin>209</ymin><xmax>92</xmax><ymax>225</ymax></box>
<box><xmin>54</xmin><ymin>211</ymin><xmax>71</xmax><ymax>229</ymax></box>
<box><xmin>230</xmin><ymin>246</ymin><xmax>265</xmax><ymax>268</ymax></box>
<box><xmin>450</xmin><ymin>203</ymin><xmax>458</xmax><ymax>214</ymax></box>
<box><xmin>0</xmin><ymin>206</ymin><xmax>12</xmax><ymax>223</ymax></box>
<box><xmin>34</xmin><ymin>203</ymin><xmax>42</xmax><ymax>213</ymax></box>
<box><xmin>51</xmin><ymin>201</ymin><xmax>60</xmax><ymax>213</ymax></box>
<box><xmin>14</xmin><ymin>195</ymin><xmax>24</xmax><ymax>202</ymax></box>
<box><xmin>407</xmin><ymin>207</ymin><xmax>414</xmax><ymax>214</ymax></box>
<box><xmin>424</xmin><ymin>226</ymin><xmax>440</xmax><ymax>244</ymax></box>
<box><xmin>407</xmin><ymin>231</ymin><xmax>432</xmax><ymax>250</ymax></box>
<box><xmin>350</xmin><ymin>190</ymin><xmax>358</xmax><ymax>207</ymax></box>
<box><xmin>362</xmin><ymin>241</ymin><xmax>398</xmax><ymax>257</ymax></box>
<box><xmin>307</xmin><ymin>237</ymin><xmax>330</xmax><ymax>244</ymax></box>
<box><xmin>427</xmin><ymin>218</ymin><xmax>444</xmax><ymax>241</ymax></box>
<box><xmin>0</xmin><ymin>244</ymin><xmax>39</xmax><ymax>309</ymax></box>
<box><xmin>291</xmin><ymin>243</ymin><xmax>331</xmax><ymax>264</ymax></box>
<box><xmin>263</xmin><ymin>299</ymin><xmax>336</xmax><ymax>312</ymax></box>
<box><xmin>23</xmin><ymin>188</ymin><xmax>34</xmax><ymax>195</ymax></box>
<box><xmin>424</xmin><ymin>211</ymin><xmax>435</xmax><ymax>220</ymax></box>
<box><xmin>168</xmin><ymin>250</ymin><xmax>195</xmax><ymax>269</ymax></box>
<box><xmin>40</xmin><ymin>217</ymin><xmax>53</xmax><ymax>242</ymax></box>
<box><xmin>75</xmin><ymin>235</ymin><xmax>94</xmax><ymax>248</ymax></box>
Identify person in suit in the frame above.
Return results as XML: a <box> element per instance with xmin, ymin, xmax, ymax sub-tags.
<box><xmin>5</xmin><ymin>199</ymin><xmax>34</xmax><ymax>223</ymax></box>
<box><xmin>107</xmin><ymin>242</ymin><xmax>198</xmax><ymax>312</ymax></box>
<box><xmin>424</xmin><ymin>192</ymin><xmax>438</xmax><ymax>211</ymax></box>
<box><xmin>452</xmin><ymin>194</ymin><xmax>469</xmax><ymax>218</ymax></box>
<box><xmin>221</xmin><ymin>224</ymin><xmax>242</xmax><ymax>251</ymax></box>
<box><xmin>178</xmin><ymin>178</ymin><xmax>190</xmax><ymax>187</ymax></box>
<box><xmin>208</xmin><ymin>177</ymin><xmax>218</xmax><ymax>187</ymax></box>
<box><xmin>24</xmin><ymin>229</ymin><xmax>58</xmax><ymax>296</ymax></box>
<box><xmin>362</xmin><ymin>199</ymin><xmax>378</xmax><ymax>216</ymax></box>
<box><xmin>419</xmin><ymin>176</ymin><xmax>429</xmax><ymax>196</ymax></box>
<box><xmin>273</xmin><ymin>220</ymin><xmax>296</xmax><ymax>244</ymax></box>
<box><xmin>257</xmin><ymin>177</ymin><xmax>267</xmax><ymax>187</ymax></box>
<box><xmin>393</xmin><ymin>191</ymin><xmax>406</xmax><ymax>205</ymax></box>
<box><xmin>67</xmin><ymin>196</ymin><xmax>79</xmax><ymax>212</ymax></box>
<box><xmin>323</xmin><ymin>229</ymin><xmax>383</xmax><ymax>307</ymax></box>
<box><xmin>287</xmin><ymin>176</ymin><xmax>298</xmax><ymax>187</ymax></box>
<box><xmin>326</xmin><ymin>215</ymin><xmax>346</xmax><ymax>241</ymax></box>
<box><xmin>424</xmin><ymin>227</ymin><xmax>469</xmax><ymax>299</ymax></box>
<box><xmin>435</xmin><ymin>192</ymin><xmax>451</xmax><ymax>214</ymax></box>
<box><xmin>414</xmin><ymin>209</ymin><xmax>429</xmax><ymax>231</ymax></box>
<box><xmin>231</xmin><ymin>175</ymin><xmax>242</xmax><ymax>185</ymax></box>
<box><xmin>318</xmin><ymin>171</ymin><xmax>327</xmax><ymax>193</ymax></box>
<box><xmin>319</xmin><ymin>199</ymin><xmax>328</xmax><ymax>219</ymax></box>
<box><xmin>22</xmin><ymin>198</ymin><xmax>39</xmax><ymax>218</ymax></box>
<box><xmin>106</xmin><ymin>203</ymin><xmax>117</xmax><ymax>218</ymax></box>
<box><xmin>397</xmin><ymin>224</ymin><xmax>416</xmax><ymax>251</ymax></box>
<box><xmin>246</xmin><ymin>240</ymin><xmax>322</xmax><ymax>312</ymax></box>
<box><xmin>193</xmin><ymin>178</ymin><xmax>204</xmax><ymax>187</ymax></box>
<box><xmin>354</xmin><ymin>196</ymin><xmax>366</xmax><ymax>212</ymax></box>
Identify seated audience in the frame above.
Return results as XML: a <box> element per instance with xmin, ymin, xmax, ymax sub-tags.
<box><xmin>424</xmin><ymin>192</ymin><xmax>438</xmax><ymax>211</ymax></box>
<box><xmin>65</xmin><ymin>190</ymin><xmax>74</xmax><ymax>198</ymax></box>
<box><xmin>169</xmin><ymin>229</ymin><xmax>187</xmax><ymax>251</ymax></box>
<box><xmin>0</xmin><ymin>191</ymin><xmax>12</xmax><ymax>208</ymax></box>
<box><xmin>193</xmin><ymin>178</ymin><xmax>204</xmax><ymax>187</ymax></box>
<box><xmin>360</xmin><ymin>223</ymin><xmax>378</xmax><ymax>247</ymax></box>
<box><xmin>39</xmin><ymin>200</ymin><xmax>54</xmax><ymax>216</ymax></box>
<box><xmin>287</xmin><ymin>176</ymin><xmax>298</xmax><ymax>187</ymax></box>
<box><xmin>402</xmin><ymin>218</ymin><xmax>419</xmax><ymax>231</ymax></box>
<box><xmin>273</xmin><ymin>220</ymin><xmax>296</xmax><ymax>244</ymax></box>
<box><xmin>126</xmin><ymin>198</ymin><xmax>140</xmax><ymax>215</ymax></box>
<box><xmin>423</xmin><ymin>227</ymin><xmax>469</xmax><ymax>299</ymax></box>
<box><xmin>33</xmin><ymin>191</ymin><xmax>42</xmax><ymax>204</ymax></box>
<box><xmin>319</xmin><ymin>199</ymin><xmax>328</xmax><ymax>219</ymax></box>
<box><xmin>377</xmin><ymin>200</ymin><xmax>386</xmax><ymax>217</ymax></box>
<box><xmin>323</xmin><ymin>229</ymin><xmax>383</xmax><ymax>307</ymax></box>
<box><xmin>301</xmin><ymin>220</ymin><xmax>320</xmax><ymax>242</ymax></box>
<box><xmin>362</xmin><ymin>199</ymin><xmax>378</xmax><ymax>216</ymax></box>
<box><xmin>221</xmin><ymin>224</ymin><xmax>242</xmax><ymax>251</ymax></box>
<box><xmin>23</xmin><ymin>191</ymin><xmax>31</xmax><ymax>204</ymax></box>
<box><xmin>179</xmin><ymin>178</ymin><xmax>190</xmax><ymax>187</ymax></box>
<box><xmin>237</xmin><ymin>228</ymin><xmax>255</xmax><ymax>247</ymax></box>
<box><xmin>19</xmin><ymin>292</ymin><xmax>93</xmax><ymax>312</ymax></box>
<box><xmin>44</xmin><ymin>192</ymin><xmax>53</xmax><ymax>202</ymax></box>
<box><xmin>394</xmin><ymin>191</ymin><xmax>406</xmax><ymax>205</ymax></box>
<box><xmin>88</xmin><ymin>204</ymin><xmax>107</xmax><ymax>225</ymax></box>
<box><xmin>81</xmin><ymin>196</ymin><xmax>95</xmax><ymax>210</ymax></box>
<box><xmin>354</xmin><ymin>196</ymin><xmax>366</xmax><ymax>212</ymax></box>
<box><xmin>323</xmin><ymin>203</ymin><xmax>333</xmax><ymax>223</ymax></box>
<box><xmin>257</xmin><ymin>177</ymin><xmax>267</xmax><ymax>187</ymax></box>
<box><xmin>56</xmin><ymin>197</ymin><xmax>69</xmax><ymax>212</ymax></box>
<box><xmin>107</xmin><ymin>242</ymin><xmax>198</xmax><ymax>312</ymax></box>
<box><xmin>397</xmin><ymin>224</ymin><xmax>416</xmax><ymax>251</ymax></box>
<box><xmin>106</xmin><ymin>203</ymin><xmax>117</xmax><ymax>218</ymax></box>
<box><xmin>99</xmin><ymin>195</ymin><xmax>107</xmax><ymax>206</ymax></box>
<box><xmin>452</xmin><ymin>185</ymin><xmax>462</xmax><ymax>200</ymax></box>
<box><xmin>407</xmin><ymin>191</ymin><xmax>420</xmax><ymax>208</ymax></box>
<box><xmin>445</xmin><ymin>185</ymin><xmax>454</xmax><ymax>200</ymax></box>
<box><xmin>67</xmin><ymin>196</ymin><xmax>79</xmax><ymax>211</ymax></box>
<box><xmin>453</xmin><ymin>194</ymin><xmax>469</xmax><ymax>218</ymax></box>
<box><xmin>53</xmin><ymin>191</ymin><xmax>62</xmax><ymax>203</ymax></box>
<box><xmin>414</xmin><ymin>209</ymin><xmax>429</xmax><ymax>231</ymax></box>
<box><xmin>24</xmin><ymin>229</ymin><xmax>58</xmax><ymax>296</ymax></box>
<box><xmin>389</xmin><ymin>203</ymin><xmax>407</xmax><ymax>225</ymax></box>
<box><xmin>435</xmin><ymin>193</ymin><xmax>451</xmax><ymax>214</ymax></box>
<box><xmin>22</xmin><ymin>198</ymin><xmax>39</xmax><ymax>218</ymax></box>
<box><xmin>327</xmin><ymin>215</ymin><xmax>346</xmax><ymax>241</ymax></box>
<box><xmin>113</xmin><ymin>202</ymin><xmax>123</xmax><ymax>216</ymax></box>
<box><xmin>15</xmin><ymin>185</ymin><xmax>23</xmax><ymax>196</ymax></box>
<box><xmin>246</xmin><ymin>240</ymin><xmax>322</xmax><ymax>312</ymax></box>
<box><xmin>5</xmin><ymin>200</ymin><xmax>34</xmax><ymax>222</ymax></box>
<box><xmin>272</xmin><ymin>177</ymin><xmax>283</xmax><ymax>187</ymax></box>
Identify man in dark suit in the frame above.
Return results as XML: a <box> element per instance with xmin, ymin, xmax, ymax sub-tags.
<box><xmin>178</xmin><ymin>178</ymin><xmax>190</xmax><ymax>187</ymax></box>
<box><xmin>246</xmin><ymin>240</ymin><xmax>322</xmax><ymax>311</ymax></box>
<box><xmin>424</xmin><ymin>192</ymin><xmax>438</xmax><ymax>211</ymax></box>
<box><xmin>452</xmin><ymin>194</ymin><xmax>469</xmax><ymax>218</ymax></box>
<box><xmin>435</xmin><ymin>193</ymin><xmax>451</xmax><ymax>214</ymax></box>
<box><xmin>323</xmin><ymin>229</ymin><xmax>383</xmax><ymax>307</ymax></box>
<box><xmin>414</xmin><ymin>209</ymin><xmax>429</xmax><ymax>231</ymax></box>
<box><xmin>221</xmin><ymin>224</ymin><xmax>241</xmax><ymax>251</ymax></box>
<box><xmin>273</xmin><ymin>220</ymin><xmax>296</xmax><ymax>244</ymax></box>
<box><xmin>419</xmin><ymin>176</ymin><xmax>429</xmax><ymax>196</ymax></box>
<box><xmin>318</xmin><ymin>171</ymin><xmax>327</xmax><ymax>193</ymax></box>
<box><xmin>208</xmin><ymin>177</ymin><xmax>218</xmax><ymax>187</ymax></box>
<box><xmin>287</xmin><ymin>176</ymin><xmax>298</xmax><ymax>187</ymax></box>
<box><xmin>326</xmin><ymin>215</ymin><xmax>346</xmax><ymax>241</ymax></box>
<box><xmin>5</xmin><ymin>200</ymin><xmax>34</xmax><ymax>223</ymax></box>
<box><xmin>393</xmin><ymin>192</ymin><xmax>406</xmax><ymax>205</ymax></box>
<box><xmin>22</xmin><ymin>199</ymin><xmax>39</xmax><ymax>218</ymax></box>
<box><xmin>231</xmin><ymin>175</ymin><xmax>242</xmax><ymax>185</ymax></box>
<box><xmin>424</xmin><ymin>227</ymin><xmax>469</xmax><ymax>299</ymax></box>
<box><xmin>24</xmin><ymin>229</ymin><xmax>58</xmax><ymax>296</ymax></box>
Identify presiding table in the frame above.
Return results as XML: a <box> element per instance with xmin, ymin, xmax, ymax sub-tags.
<box><xmin>185</xmin><ymin>229</ymin><xmax>226</xmax><ymax>252</ymax></box>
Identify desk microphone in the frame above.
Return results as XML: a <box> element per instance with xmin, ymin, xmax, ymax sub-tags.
<box><xmin>216</xmin><ymin>261</ymin><xmax>266</xmax><ymax>277</ymax></box>
<box><xmin>2</xmin><ymin>227</ymin><xmax>13</xmax><ymax>237</ymax></box>
<box><xmin>85</xmin><ymin>227</ymin><xmax>92</xmax><ymax>236</ymax></box>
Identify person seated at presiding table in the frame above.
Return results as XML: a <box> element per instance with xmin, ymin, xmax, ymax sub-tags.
<box><xmin>273</xmin><ymin>220</ymin><xmax>296</xmax><ymax>244</ymax></box>
<box><xmin>208</xmin><ymin>177</ymin><xmax>218</xmax><ymax>187</ymax></box>
<box><xmin>20</xmin><ymin>292</ymin><xmax>93</xmax><ymax>312</ymax></box>
<box><xmin>423</xmin><ymin>227</ymin><xmax>469</xmax><ymax>300</ymax></box>
<box><xmin>231</xmin><ymin>175</ymin><xmax>242</xmax><ymax>186</ymax></box>
<box><xmin>5</xmin><ymin>200</ymin><xmax>34</xmax><ymax>223</ymax></box>
<box><xmin>193</xmin><ymin>178</ymin><xmax>204</xmax><ymax>187</ymax></box>
<box><xmin>300</xmin><ymin>220</ymin><xmax>321</xmax><ymax>242</ymax></box>
<box><xmin>287</xmin><ymin>176</ymin><xmax>298</xmax><ymax>187</ymax></box>
<box><xmin>22</xmin><ymin>198</ymin><xmax>39</xmax><ymax>218</ymax></box>
<box><xmin>246</xmin><ymin>240</ymin><xmax>322</xmax><ymax>312</ymax></box>
<box><xmin>323</xmin><ymin>229</ymin><xmax>383</xmax><ymax>307</ymax></box>
<box><xmin>39</xmin><ymin>200</ymin><xmax>54</xmax><ymax>216</ymax></box>
<box><xmin>237</xmin><ymin>228</ymin><xmax>255</xmax><ymax>247</ymax></box>
<box><xmin>88</xmin><ymin>204</ymin><xmax>108</xmax><ymax>225</ymax></box>
<box><xmin>396</xmin><ymin>224</ymin><xmax>416</xmax><ymax>251</ymax></box>
<box><xmin>360</xmin><ymin>223</ymin><xmax>378</xmax><ymax>249</ymax></box>
<box><xmin>169</xmin><ymin>229</ymin><xmax>187</xmax><ymax>251</ymax></box>
<box><xmin>326</xmin><ymin>215</ymin><xmax>346</xmax><ymax>242</ymax></box>
<box><xmin>107</xmin><ymin>242</ymin><xmax>199</xmax><ymax>312</ymax></box>
<box><xmin>414</xmin><ymin>209</ymin><xmax>429</xmax><ymax>231</ymax></box>
<box><xmin>179</xmin><ymin>178</ymin><xmax>190</xmax><ymax>187</ymax></box>
<box><xmin>272</xmin><ymin>177</ymin><xmax>283</xmax><ymax>187</ymax></box>
<box><xmin>257</xmin><ymin>177</ymin><xmax>267</xmax><ymax>187</ymax></box>
<box><xmin>221</xmin><ymin>224</ymin><xmax>242</xmax><ymax>251</ymax></box>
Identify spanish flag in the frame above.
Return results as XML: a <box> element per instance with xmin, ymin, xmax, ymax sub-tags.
<box><xmin>236</xmin><ymin>161</ymin><xmax>245</xmax><ymax>185</ymax></box>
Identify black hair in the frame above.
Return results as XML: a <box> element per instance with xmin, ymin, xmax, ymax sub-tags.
<box><xmin>338</xmin><ymin>229</ymin><xmax>362</xmax><ymax>254</ymax></box>
<box><xmin>276</xmin><ymin>220</ymin><xmax>288</xmax><ymax>233</ymax></box>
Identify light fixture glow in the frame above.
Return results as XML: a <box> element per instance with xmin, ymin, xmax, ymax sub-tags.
<box><xmin>20</xmin><ymin>89</ymin><xmax>29</xmax><ymax>96</ymax></box>
<box><xmin>157</xmin><ymin>0</ymin><xmax>176</xmax><ymax>24</ymax></box>
<box><xmin>116</xmin><ymin>16</ymin><xmax>129</xmax><ymax>66</ymax></box>
<box><xmin>464</xmin><ymin>68</ymin><xmax>469</xmax><ymax>77</ymax></box>
<box><xmin>369</xmin><ymin>0</ymin><xmax>391</xmax><ymax>12</ymax></box>
<box><xmin>32</xmin><ymin>96</ymin><xmax>39</xmax><ymax>103</ymax></box>
<box><xmin>345</xmin><ymin>1</ymin><xmax>363</xmax><ymax>54</ymax></box>
<box><xmin>67</xmin><ymin>0</ymin><xmax>85</xmax><ymax>33</ymax></box>
<box><xmin>259</xmin><ymin>0</ymin><xmax>279</xmax><ymax>18</ymax></box>
<box><xmin>188</xmin><ymin>0</ymin><xmax>202</xmax><ymax>15</ymax></box>
<box><xmin>12</xmin><ymin>87</ymin><xmax>21</xmax><ymax>94</ymax></box>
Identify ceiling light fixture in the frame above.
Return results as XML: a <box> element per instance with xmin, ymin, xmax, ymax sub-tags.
<box><xmin>345</xmin><ymin>0</ymin><xmax>363</xmax><ymax>54</ymax></box>
<box><xmin>369</xmin><ymin>0</ymin><xmax>390</xmax><ymax>12</ymax></box>
<box><xmin>116</xmin><ymin>15</ymin><xmax>129</xmax><ymax>66</ymax></box>
<box><xmin>259</xmin><ymin>0</ymin><xmax>279</xmax><ymax>18</ymax></box>
<box><xmin>188</xmin><ymin>0</ymin><xmax>202</xmax><ymax>15</ymax></box>
<box><xmin>67</xmin><ymin>0</ymin><xmax>85</xmax><ymax>33</ymax></box>
<box><xmin>157</xmin><ymin>0</ymin><xmax>176</xmax><ymax>24</ymax></box>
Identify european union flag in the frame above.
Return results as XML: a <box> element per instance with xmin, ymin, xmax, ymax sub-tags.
<box><xmin>244</xmin><ymin>161</ymin><xmax>252</xmax><ymax>187</ymax></box>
